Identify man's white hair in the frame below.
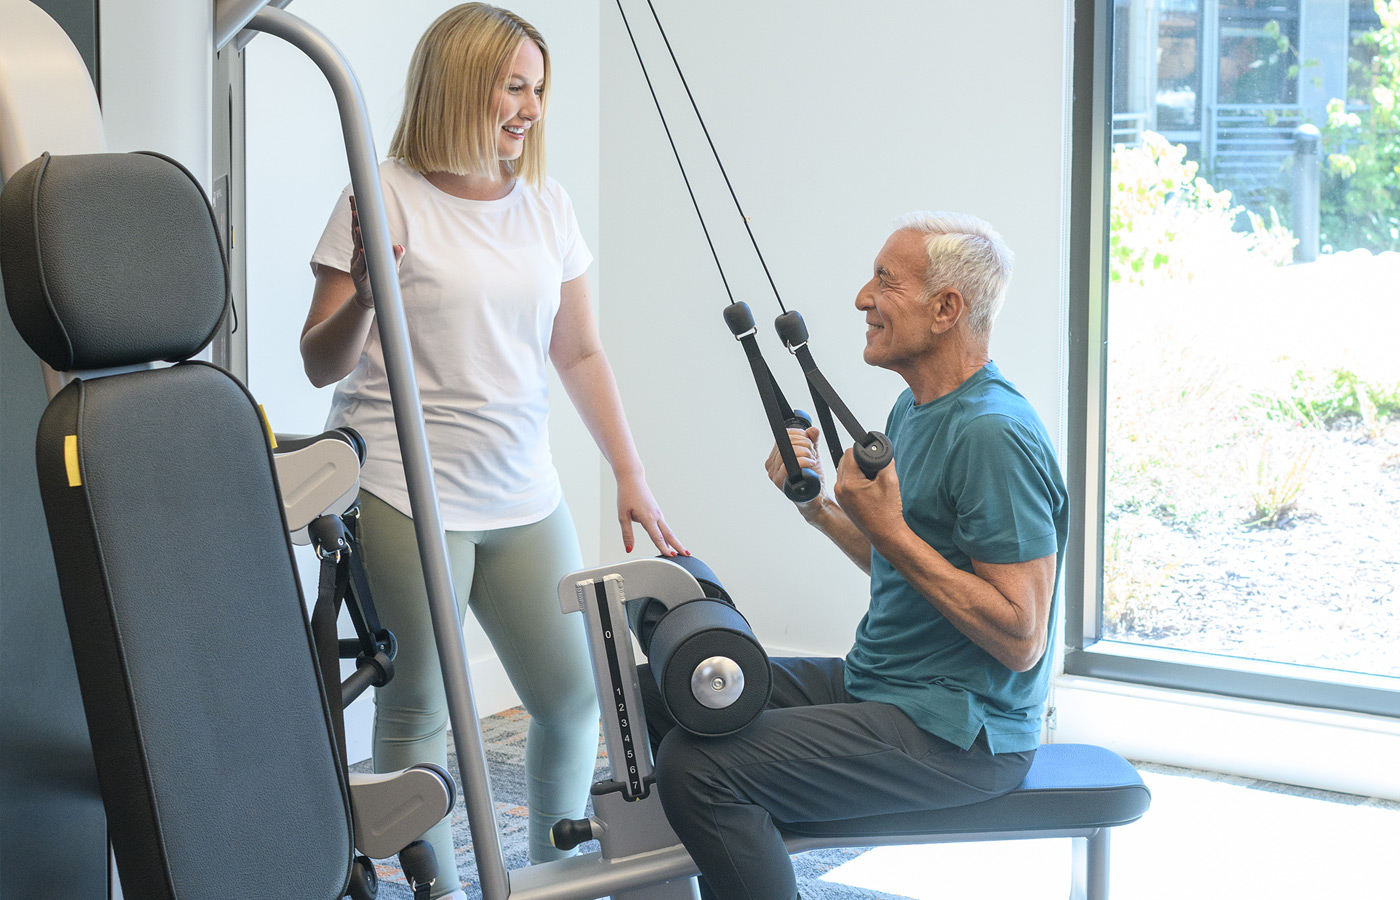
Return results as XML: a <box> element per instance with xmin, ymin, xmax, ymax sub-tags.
<box><xmin>894</xmin><ymin>211</ymin><xmax>1014</xmax><ymax>341</ymax></box>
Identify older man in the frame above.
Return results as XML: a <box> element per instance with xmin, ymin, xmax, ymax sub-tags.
<box><xmin>644</xmin><ymin>212</ymin><xmax>1070</xmax><ymax>900</ymax></box>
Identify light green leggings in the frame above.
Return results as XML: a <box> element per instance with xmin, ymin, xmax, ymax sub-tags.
<box><xmin>355</xmin><ymin>490</ymin><xmax>600</xmax><ymax>895</ymax></box>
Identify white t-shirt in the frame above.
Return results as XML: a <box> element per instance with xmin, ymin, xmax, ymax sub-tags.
<box><xmin>310</xmin><ymin>159</ymin><xmax>593</xmax><ymax>530</ymax></box>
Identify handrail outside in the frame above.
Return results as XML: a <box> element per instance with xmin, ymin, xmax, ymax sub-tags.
<box><xmin>235</xmin><ymin>9</ymin><xmax>510</xmax><ymax>900</ymax></box>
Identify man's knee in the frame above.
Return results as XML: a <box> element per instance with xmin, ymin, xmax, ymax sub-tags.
<box><xmin>654</xmin><ymin>728</ymin><xmax>728</xmax><ymax>815</ymax></box>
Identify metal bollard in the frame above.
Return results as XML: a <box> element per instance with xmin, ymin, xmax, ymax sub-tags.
<box><xmin>1292</xmin><ymin>124</ymin><xmax>1320</xmax><ymax>262</ymax></box>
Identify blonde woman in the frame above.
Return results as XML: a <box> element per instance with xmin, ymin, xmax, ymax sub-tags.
<box><xmin>301</xmin><ymin>5</ymin><xmax>683</xmax><ymax>895</ymax></box>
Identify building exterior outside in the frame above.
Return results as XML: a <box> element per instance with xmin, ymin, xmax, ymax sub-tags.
<box><xmin>1112</xmin><ymin>0</ymin><xmax>1382</xmax><ymax>211</ymax></box>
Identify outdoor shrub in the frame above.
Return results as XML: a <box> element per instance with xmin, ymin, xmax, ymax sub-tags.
<box><xmin>1253</xmin><ymin>366</ymin><xmax>1400</xmax><ymax>427</ymax></box>
<box><xmin>1319</xmin><ymin>0</ymin><xmax>1400</xmax><ymax>252</ymax></box>
<box><xmin>1111</xmin><ymin>132</ymin><xmax>1296</xmax><ymax>286</ymax></box>
<box><xmin>1245</xmin><ymin>435</ymin><xmax>1314</xmax><ymax>528</ymax></box>
<box><xmin>1102</xmin><ymin>516</ymin><xmax>1181</xmax><ymax>636</ymax></box>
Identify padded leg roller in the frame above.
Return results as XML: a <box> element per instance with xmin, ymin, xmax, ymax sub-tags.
<box><xmin>648</xmin><ymin>599</ymin><xmax>771</xmax><ymax>736</ymax></box>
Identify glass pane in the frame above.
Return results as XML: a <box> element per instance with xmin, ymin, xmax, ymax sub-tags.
<box><xmin>1102</xmin><ymin>1</ymin><xmax>1400</xmax><ymax>680</ymax></box>
<box><xmin>1157</xmin><ymin>0</ymin><xmax>1203</xmax><ymax>129</ymax></box>
<box><xmin>1218</xmin><ymin>3</ymin><xmax>1300</xmax><ymax>105</ymax></box>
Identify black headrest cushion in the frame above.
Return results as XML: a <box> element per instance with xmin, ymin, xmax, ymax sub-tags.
<box><xmin>0</xmin><ymin>152</ymin><xmax>229</xmax><ymax>371</ymax></box>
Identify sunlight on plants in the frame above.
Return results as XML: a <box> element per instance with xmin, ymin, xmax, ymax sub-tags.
<box><xmin>1103</xmin><ymin>516</ymin><xmax>1181</xmax><ymax>637</ymax></box>
<box><xmin>1245</xmin><ymin>435</ymin><xmax>1315</xmax><ymax>529</ymax></box>
<box><xmin>1320</xmin><ymin>0</ymin><xmax>1400</xmax><ymax>252</ymax></box>
<box><xmin>1110</xmin><ymin>132</ymin><xmax>1295</xmax><ymax>287</ymax></box>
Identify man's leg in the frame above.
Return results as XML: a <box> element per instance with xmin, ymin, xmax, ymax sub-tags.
<box><xmin>648</xmin><ymin>658</ymin><xmax>1033</xmax><ymax>900</ymax></box>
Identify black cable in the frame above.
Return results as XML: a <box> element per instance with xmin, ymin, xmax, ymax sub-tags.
<box><xmin>613</xmin><ymin>0</ymin><xmax>735</xmax><ymax>304</ymax></box>
<box><xmin>640</xmin><ymin>0</ymin><xmax>788</xmax><ymax>314</ymax></box>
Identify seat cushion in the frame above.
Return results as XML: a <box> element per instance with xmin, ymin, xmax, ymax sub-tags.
<box><xmin>779</xmin><ymin>743</ymin><xmax>1151</xmax><ymax>839</ymax></box>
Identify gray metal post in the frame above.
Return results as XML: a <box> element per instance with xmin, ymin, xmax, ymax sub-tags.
<box><xmin>1292</xmin><ymin>124</ymin><xmax>1320</xmax><ymax>263</ymax></box>
<box><xmin>237</xmin><ymin>9</ymin><xmax>510</xmax><ymax>900</ymax></box>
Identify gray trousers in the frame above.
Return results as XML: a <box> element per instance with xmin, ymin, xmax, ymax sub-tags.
<box><xmin>641</xmin><ymin>657</ymin><xmax>1035</xmax><ymax>900</ymax></box>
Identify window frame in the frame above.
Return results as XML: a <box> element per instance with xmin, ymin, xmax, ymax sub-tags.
<box><xmin>1064</xmin><ymin>0</ymin><xmax>1400</xmax><ymax>720</ymax></box>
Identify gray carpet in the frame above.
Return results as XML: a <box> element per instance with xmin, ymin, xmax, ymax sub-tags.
<box><xmin>351</xmin><ymin>707</ymin><xmax>904</xmax><ymax>899</ymax></box>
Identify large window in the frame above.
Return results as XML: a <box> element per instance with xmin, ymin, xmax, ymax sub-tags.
<box><xmin>1068</xmin><ymin>0</ymin><xmax>1400</xmax><ymax>716</ymax></box>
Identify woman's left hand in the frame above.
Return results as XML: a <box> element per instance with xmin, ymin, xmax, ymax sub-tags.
<box><xmin>616</xmin><ymin>472</ymin><xmax>686</xmax><ymax>557</ymax></box>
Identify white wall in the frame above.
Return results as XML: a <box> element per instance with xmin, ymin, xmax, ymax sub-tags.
<box><xmin>102</xmin><ymin>0</ymin><xmax>1069</xmax><ymax>762</ymax></box>
<box><xmin>243</xmin><ymin>0</ymin><xmax>601</xmax><ymax>754</ymax></box>
<box><xmin>99</xmin><ymin>0</ymin><xmax>212</xmax><ymax>186</ymax></box>
<box><xmin>598</xmin><ymin>0</ymin><xmax>1070</xmax><ymax>657</ymax></box>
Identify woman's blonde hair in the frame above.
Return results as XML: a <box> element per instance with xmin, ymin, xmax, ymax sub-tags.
<box><xmin>388</xmin><ymin>3</ymin><xmax>549</xmax><ymax>188</ymax></box>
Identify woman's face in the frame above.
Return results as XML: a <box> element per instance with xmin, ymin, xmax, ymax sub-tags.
<box><xmin>493</xmin><ymin>39</ymin><xmax>545</xmax><ymax>162</ymax></box>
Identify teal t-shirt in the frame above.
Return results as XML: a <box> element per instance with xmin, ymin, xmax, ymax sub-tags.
<box><xmin>843</xmin><ymin>362</ymin><xmax>1069</xmax><ymax>753</ymax></box>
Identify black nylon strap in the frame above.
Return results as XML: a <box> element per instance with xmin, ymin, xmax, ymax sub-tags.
<box><xmin>793</xmin><ymin>344</ymin><xmax>875</xmax><ymax>445</ymax></box>
<box><xmin>341</xmin><ymin>512</ymin><xmax>387</xmax><ymax>655</ymax></box>
<box><xmin>806</xmin><ymin>387</ymin><xmax>845</xmax><ymax>469</ymax></box>
<box><xmin>738</xmin><ymin>332</ymin><xmax>802</xmax><ymax>481</ymax></box>
<box><xmin>312</xmin><ymin>552</ymin><xmax>350</xmax><ymax>767</ymax></box>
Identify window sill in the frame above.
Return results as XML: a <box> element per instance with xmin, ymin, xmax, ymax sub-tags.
<box><xmin>1065</xmin><ymin>639</ymin><xmax>1400</xmax><ymax>718</ymax></box>
<box><xmin>1051</xmin><ymin>672</ymin><xmax>1400</xmax><ymax>801</ymax></box>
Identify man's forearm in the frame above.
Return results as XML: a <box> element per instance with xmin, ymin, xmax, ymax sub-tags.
<box><xmin>799</xmin><ymin>496</ymin><xmax>872</xmax><ymax>575</ymax></box>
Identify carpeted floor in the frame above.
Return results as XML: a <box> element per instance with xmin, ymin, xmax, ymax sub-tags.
<box><xmin>351</xmin><ymin>706</ymin><xmax>897</xmax><ymax>900</ymax></box>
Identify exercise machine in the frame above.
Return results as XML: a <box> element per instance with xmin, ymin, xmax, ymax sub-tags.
<box><xmin>0</xmin><ymin>3</ymin><xmax>1150</xmax><ymax>899</ymax></box>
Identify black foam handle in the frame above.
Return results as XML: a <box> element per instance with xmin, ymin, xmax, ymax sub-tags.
<box><xmin>779</xmin><ymin>408</ymin><xmax>821</xmax><ymax>501</ymax></box>
<box><xmin>853</xmin><ymin>432</ymin><xmax>894</xmax><ymax>479</ymax></box>
<box><xmin>723</xmin><ymin>301</ymin><xmax>755</xmax><ymax>335</ymax></box>
<box><xmin>774</xmin><ymin>310</ymin><xmax>808</xmax><ymax>347</ymax></box>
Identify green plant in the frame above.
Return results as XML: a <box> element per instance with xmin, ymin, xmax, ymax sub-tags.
<box><xmin>1253</xmin><ymin>366</ymin><xmax>1400</xmax><ymax>427</ymax></box>
<box><xmin>1110</xmin><ymin>132</ymin><xmax>1295</xmax><ymax>286</ymax></box>
<box><xmin>1102</xmin><ymin>517</ymin><xmax>1181</xmax><ymax>636</ymax></box>
<box><xmin>1245</xmin><ymin>436</ymin><xmax>1314</xmax><ymax>528</ymax></box>
<box><xmin>1242</xmin><ymin>207</ymin><xmax>1299</xmax><ymax>266</ymax></box>
<box><xmin>1319</xmin><ymin>1</ymin><xmax>1400</xmax><ymax>252</ymax></box>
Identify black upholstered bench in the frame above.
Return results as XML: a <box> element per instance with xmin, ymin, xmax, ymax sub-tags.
<box><xmin>780</xmin><ymin>743</ymin><xmax>1152</xmax><ymax>900</ymax></box>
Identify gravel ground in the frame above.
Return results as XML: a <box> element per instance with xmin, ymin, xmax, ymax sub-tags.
<box><xmin>1106</xmin><ymin>419</ymin><xmax>1400</xmax><ymax>677</ymax></box>
<box><xmin>1103</xmin><ymin>251</ymin><xmax>1400</xmax><ymax>679</ymax></box>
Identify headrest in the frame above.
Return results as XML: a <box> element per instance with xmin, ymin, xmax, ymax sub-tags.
<box><xmin>0</xmin><ymin>152</ymin><xmax>229</xmax><ymax>371</ymax></box>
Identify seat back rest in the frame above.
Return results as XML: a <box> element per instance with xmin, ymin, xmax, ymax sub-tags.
<box><xmin>0</xmin><ymin>152</ymin><xmax>353</xmax><ymax>900</ymax></box>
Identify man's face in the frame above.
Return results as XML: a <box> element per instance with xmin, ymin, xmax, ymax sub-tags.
<box><xmin>855</xmin><ymin>229</ymin><xmax>935</xmax><ymax>372</ymax></box>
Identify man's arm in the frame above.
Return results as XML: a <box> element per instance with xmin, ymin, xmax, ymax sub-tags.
<box><xmin>766</xmin><ymin>427</ymin><xmax>873</xmax><ymax>574</ymax></box>
<box><xmin>833</xmin><ymin>451</ymin><xmax>1055</xmax><ymax>672</ymax></box>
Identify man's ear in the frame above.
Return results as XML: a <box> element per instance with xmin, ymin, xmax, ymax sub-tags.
<box><xmin>927</xmin><ymin>288</ymin><xmax>965</xmax><ymax>335</ymax></box>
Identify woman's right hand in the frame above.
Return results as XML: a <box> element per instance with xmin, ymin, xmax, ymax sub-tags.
<box><xmin>348</xmin><ymin>195</ymin><xmax>405</xmax><ymax>309</ymax></box>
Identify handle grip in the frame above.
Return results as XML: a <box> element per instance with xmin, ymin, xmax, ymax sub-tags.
<box><xmin>780</xmin><ymin>408</ymin><xmax>820</xmax><ymax>502</ymax></box>
<box><xmin>853</xmin><ymin>432</ymin><xmax>893</xmax><ymax>479</ymax></box>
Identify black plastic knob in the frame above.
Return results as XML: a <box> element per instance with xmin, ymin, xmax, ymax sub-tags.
<box><xmin>551</xmin><ymin>817</ymin><xmax>595</xmax><ymax>851</ymax></box>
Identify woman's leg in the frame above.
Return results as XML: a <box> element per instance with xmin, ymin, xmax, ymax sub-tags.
<box><xmin>357</xmin><ymin>490</ymin><xmax>481</xmax><ymax>898</ymax></box>
<box><xmin>468</xmin><ymin>501</ymin><xmax>600</xmax><ymax>863</ymax></box>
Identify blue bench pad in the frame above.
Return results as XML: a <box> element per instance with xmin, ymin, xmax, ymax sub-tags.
<box><xmin>779</xmin><ymin>743</ymin><xmax>1151</xmax><ymax>839</ymax></box>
